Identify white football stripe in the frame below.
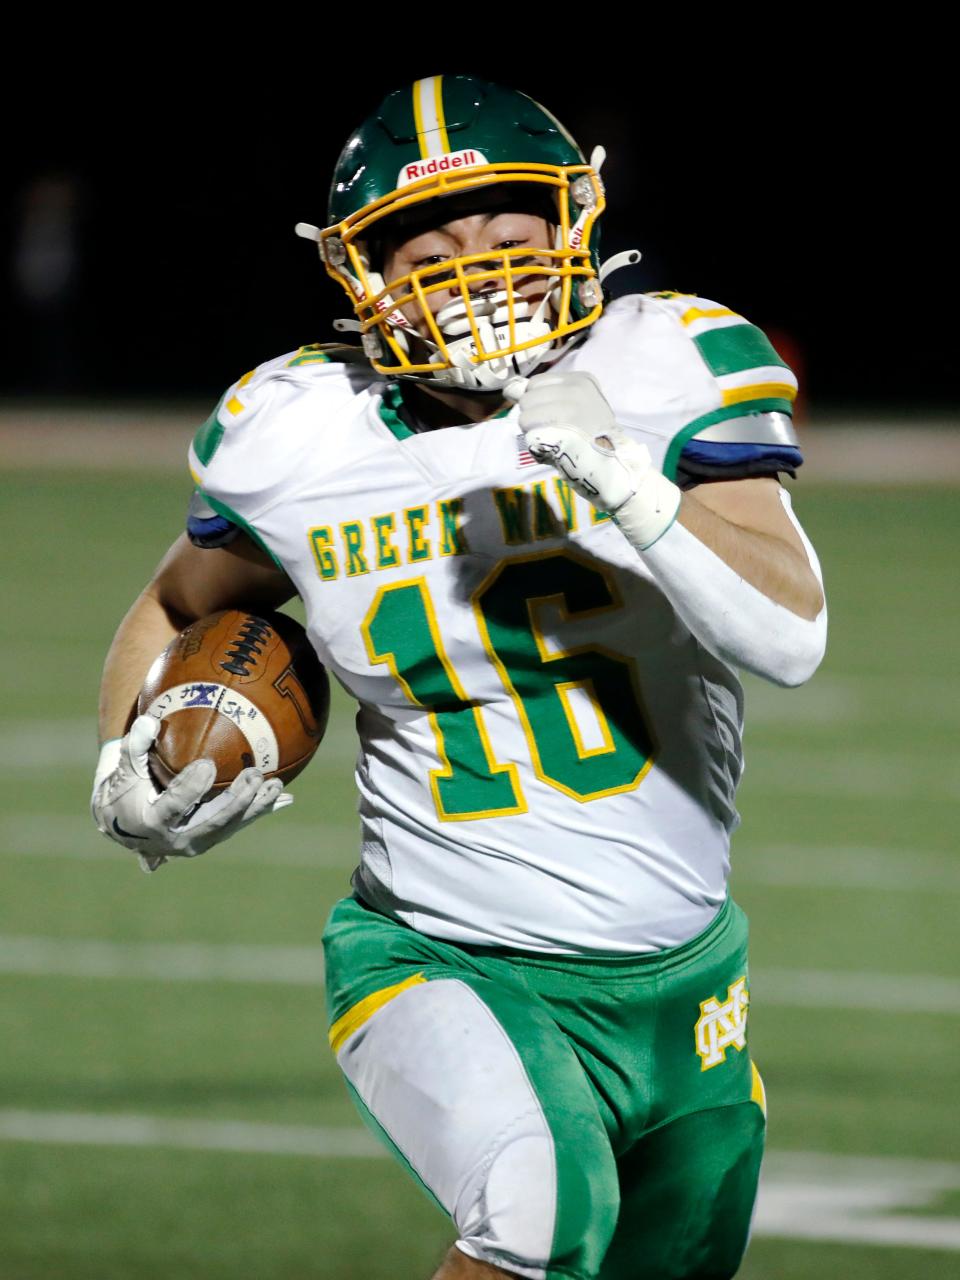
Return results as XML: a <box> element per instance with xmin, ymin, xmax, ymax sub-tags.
<box><xmin>145</xmin><ymin>683</ymin><xmax>279</xmax><ymax>772</ymax></box>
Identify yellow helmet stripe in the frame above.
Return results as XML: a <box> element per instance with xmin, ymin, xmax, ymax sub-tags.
<box><xmin>412</xmin><ymin>75</ymin><xmax>451</xmax><ymax>159</ymax></box>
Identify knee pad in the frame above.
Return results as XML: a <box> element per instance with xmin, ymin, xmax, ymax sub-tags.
<box><xmin>456</xmin><ymin>1125</ymin><xmax>619</xmax><ymax>1279</ymax></box>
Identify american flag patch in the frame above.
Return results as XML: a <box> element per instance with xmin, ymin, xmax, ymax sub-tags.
<box><xmin>516</xmin><ymin>435</ymin><xmax>537</xmax><ymax>467</ymax></box>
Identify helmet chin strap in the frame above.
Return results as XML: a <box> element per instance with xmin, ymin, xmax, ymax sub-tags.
<box><xmin>417</xmin><ymin>288</ymin><xmax>555</xmax><ymax>391</ymax></box>
<box><xmin>327</xmin><ymin>238</ymin><xmax>611</xmax><ymax>392</ymax></box>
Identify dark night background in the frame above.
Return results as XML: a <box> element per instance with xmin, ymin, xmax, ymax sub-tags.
<box><xmin>2</xmin><ymin>48</ymin><xmax>949</xmax><ymax>416</ymax></box>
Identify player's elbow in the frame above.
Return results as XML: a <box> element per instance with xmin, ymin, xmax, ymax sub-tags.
<box><xmin>748</xmin><ymin>605</ymin><xmax>828</xmax><ymax>688</ymax></box>
<box><xmin>765</xmin><ymin>645</ymin><xmax>826</xmax><ymax>689</ymax></box>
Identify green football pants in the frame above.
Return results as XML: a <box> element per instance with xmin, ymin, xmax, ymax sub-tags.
<box><xmin>322</xmin><ymin>893</ymin><xmax>766</xmax><ymax>1280</ymax></box>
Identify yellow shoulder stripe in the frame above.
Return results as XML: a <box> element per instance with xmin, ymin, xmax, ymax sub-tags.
<box><xmin>722</xmin><ymin>382</ymin><xmax>797</xmax><ymax>407</ymax></box>
<box><xmin>681</xmin><ymin>306</ymin><xmax>740</xmax><ymax>326</ymax></box>
<box><xmin>328</xmin><ymin>971</ymin><xmax>427</xmax><ymax>1054</ymax></box>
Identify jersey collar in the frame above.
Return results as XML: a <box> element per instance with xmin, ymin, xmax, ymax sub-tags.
<box><xmin>377</xmin><ymin>383</ymin><xmax>513</xmax><ymax>441</ymax></box>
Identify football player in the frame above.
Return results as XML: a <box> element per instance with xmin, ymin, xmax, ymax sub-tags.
<box><xmin>92</xmin><ymin>75</ymin><xmax>826</xmax><ymax>1279</ymax></box>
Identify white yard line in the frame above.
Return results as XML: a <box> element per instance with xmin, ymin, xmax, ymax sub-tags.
<box><xmin>756</xmin><ymin>1150</ymin><xmax>960</xmax><ymax>1251</ymax></box>
<box><xmin>743</xmin><ymin>671</ymin><xmax>960</xmax><ymax>727</ymax></box>
<box><xmin>9</xmin><ymin>722</ymin><xmax>959</xmax><ymax>804</ymax></box>
<box><xmin>5</xmin><ymin>816</ymin><xmax>958</xmax><ymax>895</ymax></box>
<box><xmin>754</xmin><ymin>968</ymin><xmax>960</xmax><ymax>1015</ymax></box>
<box><xmin>0</xmin><ymin>719</ymin><xmax>359</xmax><ymax>771</ymax></box>
<box><xmin>733</xmin><ymin>844</ymin><xmax>960</xmax><ymax>892</ymax></box>
<box><xmin>0</xmin><ymin>815</ymin><xmax>360</xmax><ymax>869</ymax></box>
<box><xmin>2</xmin><ymin>934</ymin><xmax>959</xmax><ymax>1014</ymax></box>
<box><xmin>740</xmin><ymin>751</ymin><xmax>960</xmax><ymax>801</ymax></box>
<box><xmin>0</xmin><ymin>935</ymin><xmax>325</xmax><ymax>985</ymax></box>
<box><xmin>0</xmin><ymin>1109</ymin><xmax>957</xmax><ymax>1251</ymax></box>
<box><xmin>743</xmin><ymin>677</ymin><xmax>865</xmax><ymax>726</ymax></box>
<box><xmin>0</xmin><ymin>1109</ymin><xmax>379</xmax><ymax>1158</ymax></box>
<box><xmin>0</xmin><ymin>720</ymin><xmax>99</xmax><ymax>769</ymax></box>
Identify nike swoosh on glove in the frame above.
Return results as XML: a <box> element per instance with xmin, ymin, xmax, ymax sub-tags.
<box><xmin>91</xmin><ymin>714</ymin><xmax>293</xmax><ymax>873</ymax></box>
<box><xmin>506</xmin><ymin>371</ymin><xmax>681</xmax><ymax>550</ymax></box>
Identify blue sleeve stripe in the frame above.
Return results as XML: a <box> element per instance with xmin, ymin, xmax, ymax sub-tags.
<box><xmin>679</xmin><ymin>441</ymin><xmax>804</xmax><ymax>468</ymax></box>
<box><xmin>187</xmin><ymin>512</ymin><xmax>238</xmax><ymax>539</ymax></box>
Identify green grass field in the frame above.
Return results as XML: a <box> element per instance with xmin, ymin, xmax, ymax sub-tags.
<box><xmin>1</xmin><ymin>469</ymin><xmax>958</xmax><ymax>1278</ymax></box>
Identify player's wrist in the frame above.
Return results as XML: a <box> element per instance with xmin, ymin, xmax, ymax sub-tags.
<box><xmin>611</xmin><ymin>469</ymin><xmax>682</xmax><ymax>551</ymax></box>
<box><xmin>92</xmin><ymin>737</ymin><xmax>124</xmax><ymax>796</ymax></box>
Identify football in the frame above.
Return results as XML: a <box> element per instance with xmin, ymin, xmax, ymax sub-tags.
<box><xmin>137</xmin><ymin>609</ymin><xmax>330</xmax><ymax>798</ymax></box>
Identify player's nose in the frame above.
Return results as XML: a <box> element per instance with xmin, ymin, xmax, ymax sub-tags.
<box><xmin>460</xmin><ymin>259</ymin><xmax>501</xmax><ymax>295</ymax></box>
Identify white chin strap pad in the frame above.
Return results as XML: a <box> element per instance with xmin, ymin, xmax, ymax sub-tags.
<box><xmin>426</xmin><ymin>291</ymin><xmax>555</xmax><ymax>391</ymax></box>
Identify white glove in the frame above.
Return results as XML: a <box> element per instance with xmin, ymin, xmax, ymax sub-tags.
<box><xmin>91</xmin><ymin>714</ymin><xmax>293</xmax><ymax>873</ymax></box>
<box><xmin>506</xmin><ymin>371</ymin><xmax>682</xmax><ymax>550</ymax></box>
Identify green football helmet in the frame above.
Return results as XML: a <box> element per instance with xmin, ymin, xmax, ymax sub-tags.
<box><xmin>296</xmin><ymin>75</ymin><xmax>609</xmax><ymax>391</ymax></box>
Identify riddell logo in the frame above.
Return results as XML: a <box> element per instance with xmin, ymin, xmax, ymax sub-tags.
<box><xmin>399</xmin><ymin>150</ymin><xmax>489</xmax><ymax>187</ymax></box>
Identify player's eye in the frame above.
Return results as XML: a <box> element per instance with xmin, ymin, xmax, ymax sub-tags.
<box><xmin>501</xmin><ymin>249</ymin><xmax>542</xmax><ymax>270</ymax></box>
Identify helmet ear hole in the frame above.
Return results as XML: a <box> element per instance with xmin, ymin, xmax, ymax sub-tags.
<box><xmin>359</xmin><ymin>236</ymin><xmax>381</xmax><ymax>275</ymax></box>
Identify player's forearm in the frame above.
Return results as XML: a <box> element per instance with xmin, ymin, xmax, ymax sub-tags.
<box><xmin>97</xmin><ymin>589</ymin><xmax>187</xmax><ymax>745</ymax></box>
<box><xmin>639</xmin><ymin>512</ymin><xmax>827</xmax><ymax>687</ymax></box>
<box><xmin>677</xmin><ymin>492</ymin><xmax>825</xmax><ymax>619</ymax></box>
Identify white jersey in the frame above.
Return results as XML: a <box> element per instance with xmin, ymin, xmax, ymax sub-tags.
<box><xmin>188</xmin><ymin>293</ymin><xmax>800</xmax><ymax>954</ymax></box>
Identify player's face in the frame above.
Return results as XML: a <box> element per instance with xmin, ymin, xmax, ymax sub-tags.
<box><xmin>380</xmin><ymin>209</ymin><xmax>555</xmax><ymax>335</ymax></box>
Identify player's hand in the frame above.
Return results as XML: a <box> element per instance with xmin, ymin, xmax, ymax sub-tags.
<box><xmin>505</xmin><ymin>371</ymin><xmax>681</xmax><ymax>550</ymax></box>
<box><xmin>91</xmin><ymin>714</ymin><xmax>293</xmax><ymax>873</ymax></box>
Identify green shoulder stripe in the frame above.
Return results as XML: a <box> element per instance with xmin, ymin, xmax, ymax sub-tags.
<box><xmin>193</xmin><ymin>395</ymin><xmax>227</xmax><ymax>468</ymax></box>
<box><xmin>662</xmin><ymin>399</ymin><xmax>794</xmax><ymax>481</ymax></box>
<box><xmin>199</xmin><ymin>491</ymin><xmax>283</xmax><ymax>569</ymax></box>
<box><xmin>694</xmin><ymin>323</ymin><xmax>788</xmax><ymax>378</ymax></box>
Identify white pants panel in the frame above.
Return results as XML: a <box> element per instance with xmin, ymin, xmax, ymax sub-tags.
<box><xmin>337</xmin><ymin>977</ymin><xmax>557</xmax><ymax>1277</ymax></box>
